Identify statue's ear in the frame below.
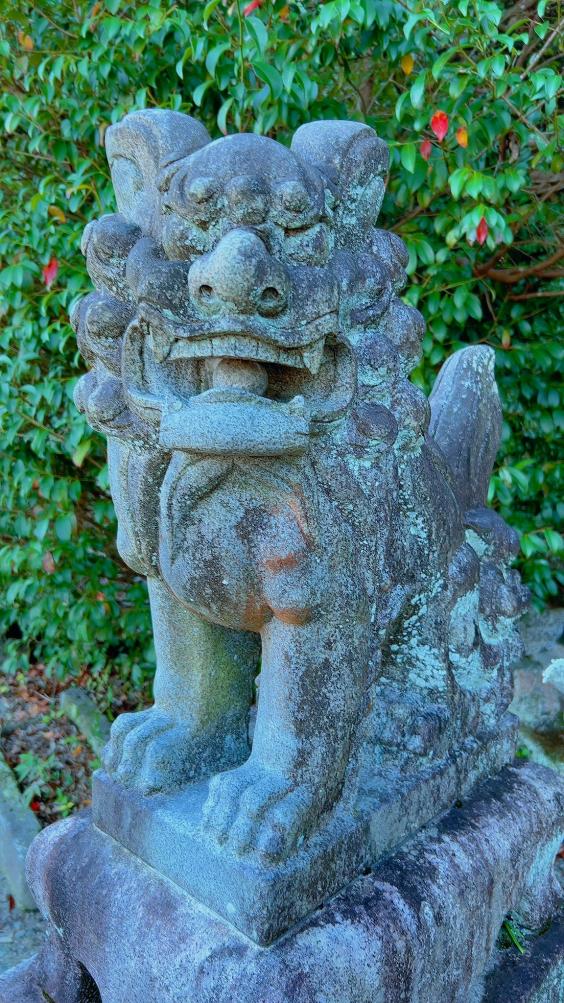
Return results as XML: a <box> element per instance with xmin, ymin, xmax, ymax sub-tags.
<box><xmin>291</xmin><ymin>121</ymin><xmax>389</xmax><ymax>246</ymax></box>
<box><xmin>105</xmin><ymin>110</ymin><xmax>210</xmax><ymax>235</ymax></box>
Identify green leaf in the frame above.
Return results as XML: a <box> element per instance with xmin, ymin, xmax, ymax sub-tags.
<box><xmin>431</xmin><ymin>47</ymin><xmax>458</xmax><ymax>80</ymax></box>
<box><xmin>246</xmin><ymin>16</ymin><xmax>269</xmax><ymax>56</ymax></box>
<box><xmin>544</xmin><ymin>530</ymin><xmax>563</xmax><ymax>554</ymax></box>
<box><xmin>203</xmin><ymin>0</ymin><xmax>222</xmax><ymax>24</ymax></box>
<box><xmin>71</xmin><ymin>439</ymin><xmax>91</xmax><ymax>468</ymax></box>
<box><xmin>205</xmin><ymin>42</ymin><xmax>231</xmax><ymax>78</ymax></box>
<box><xmin>192</xmin><ymin>81</ymin><xmax>212</xmax><ymax>107</ymax></box>
<box><xmin>449</xmin><ymin>167</ymin><xmax>471</xmax><ymax>199</ymax></box>
<box><xmin>401</xmin><ymin>142</ymin><xmax>416</xmax><ymax>173</ymax></box>
<box><xmin>410</xmin><ymin>72</ymin><xmax>426</xmax><ymax>108</ymax></box>
<box><xmin>55</xmin><ymin>515</ymin><xmax>74</xmax><ymax>542</ymax></box>
<box><xmin>253</xmin><ymin>60</ymin><xmax>283</xmax><ymax>99</ymax></box>
<box><xmin>217</xmin><ymin>96</ymin><xmax>234</xmax><ymax>135</ymax></box>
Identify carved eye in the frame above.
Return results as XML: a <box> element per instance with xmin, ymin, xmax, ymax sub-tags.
<box><xmin>226</xmin><ymin>175</ymin><xmax>268</xmax><ymax>225</ymax></box>
<box><xmin>284</xmin><ymin>223</ymin><xmax>331</xmax><ymax>265</ymax></box>
<box><xmin>186</xmin><ymin>175</ymin><xmax>217</xmax><ymax>204</ymax></box>
<box><xmin>277</xmin><ymin>181</ymin><xmax>310</xmax><ymax>214</ymax></box>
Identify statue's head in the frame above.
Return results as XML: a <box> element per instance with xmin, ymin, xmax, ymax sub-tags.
<box><xmin>75</xmin><ymin>110</ymin><xmax>424</xmax><ymax>457</ymax></box>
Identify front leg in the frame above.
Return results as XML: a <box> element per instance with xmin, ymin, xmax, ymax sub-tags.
<box><xmin>104</xmin><ymin>577</ymin><xmax>259</xmax><ymax>793</ymax></box>
<box><xmin>203</xmin><ymin>607</ymin><xmax>369</xmax><ymax>861</ymax></box>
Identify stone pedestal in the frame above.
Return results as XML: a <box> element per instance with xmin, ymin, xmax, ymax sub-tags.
<box><xmin>2</xmin><ymin>762</ymin><xmax>562</xmax><ymax>1003</ymax></box>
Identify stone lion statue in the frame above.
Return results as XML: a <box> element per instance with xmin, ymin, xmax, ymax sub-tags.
<box><xmin>72</xmin><ymin>110</ymin><xmax>527</xmax><ymax>865</ymax></box>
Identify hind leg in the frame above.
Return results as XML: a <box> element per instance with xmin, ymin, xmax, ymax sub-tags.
<box><xmin>104</xmin><ymin>577</ymin><xmax>259</xmax><ymax>793</ymax></box>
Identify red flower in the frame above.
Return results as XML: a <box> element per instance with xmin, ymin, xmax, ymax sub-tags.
<box><xmin>42</xmin><ymin>257</ymin><xmax>59</xmax><ymax>288</ymax></box>
<box><xmin>243</xmin><ymin>0</ymin><xmax>264</xmax><ymax>14</ymax></box>
<box><xmin>29</xmin><ymin>799</ymin><xmax>41</xmax><ymax>813</ymax></box>
<box><xmin>420</xmin><ymin>139</ymin><xmax>432</xmax><ymax>161</ymax></box>
<box><xmin>476</xmin><ymin>217</ymin><xmax>488</xmax><ymax>245</ymax></box>
<box><xmin>430</xmin><ymin>111</ymin><xmax>449</xmax><ymax>142</ymax></box>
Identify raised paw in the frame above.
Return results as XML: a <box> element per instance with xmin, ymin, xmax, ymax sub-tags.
<box><xmin>102</xmin><ymin>707</ymin><xmax>196</xmax><ymax>794</ymax></box>
<box><xmin>202</xmin><ymin>761</ymin><xmax>315</xmax><ymax>863</ymax></box>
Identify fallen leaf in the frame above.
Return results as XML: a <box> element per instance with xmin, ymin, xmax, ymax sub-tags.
<box><xmin>42</xmin><ymin>257</ymin><xmax>59</xmax><ymax>288</ymax></box>
<box><xmin>401</xmin><ymin>54</ymin><xmax>414</xmax><ymax>76</ymax></box>
<box><xmin>420</xmin><ymin>139</ymin><xmax>432</xmax><ymax>161</ymax></box>
<box><xmin>456</xmin><ymin>126</ymin><xmax>468</xmax><ymax>148</ymax></box>
<box><xmin>476</xmin><ymin>217</ymin><xmax>488</xmax><ymax>245</ymax></box>
<box><xmin>8</xmin><ymin>894</ymin><xmax>15</xmax><ymax>911</ymax></box>
<box><xmin>430</xmin><ymin>110</ymin><xmax>449</xmax><ymax>142</ymax></box>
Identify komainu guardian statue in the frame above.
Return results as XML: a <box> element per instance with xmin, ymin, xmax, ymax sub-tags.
<box><xmin>72</xmin><ymin>109</ymin><xmax>527</xmax><ymax>929</ymax></box>
<box><xmin>5</xmin><ymin>111</ymin><xmax>563</xmax><ymax>1003</ymax></box>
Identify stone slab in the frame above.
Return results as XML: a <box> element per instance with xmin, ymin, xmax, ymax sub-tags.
<box><xmin>2</xmin><ymin>761</ymin><xmax>562</xmax><ymax>1003</ymax></box>
<box><xmin>0</xmin><ymin>755</ymin><xmax>40</xmax><ymax>911</ymax></box>
<box><xmin>59</xmin><ymin>688</ymin><xmax>111</xmax><ymax>756</ymax></box>
<box><xmin>92</xmin><ymin>769</ymin><xmax>369</xmax><ymax>945</ymax></box>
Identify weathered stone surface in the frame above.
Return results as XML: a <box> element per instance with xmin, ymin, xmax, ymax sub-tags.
<box><xmin>0</xmin><ymin>868</ymin><xmax>45</xmax><ymax>973</ymax></box>
<box><xmin>484</xmin><ymin>910</ymin><xmax>564</xmax><ymax>1003</ymax></box>
<box><xmin>511</xmin><ymin>607</ymin><xmax>564</xmax><ymax>732</ymax></box>
<box><xmin>2</xmin><ymin>762</ymin><xmax>562</xmax><ymax>1002</ymax></box>
<box><xmin>0</xmin><ymin>754</ymin><xmax>39</xmax><ymax>911</ymax></box>
<box><xmin>89</xmin><ymin>716</ymin><xmax>517</xmax><ymax>943</ymax></box>
<box><xmin>62</xmin><ymin>109</ymin><xmax>535</xmax><ymax>939</ymax></box>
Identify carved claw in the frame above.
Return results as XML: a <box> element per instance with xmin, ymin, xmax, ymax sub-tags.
<box><xmin>103</xmin><ymin>708</ymin><xmax>196</xmax><ymax>794</ymax></box>
<box><xmin>202</xmin><ymin>761</ymin><xmax>315</xmax><ymax>862</ymax></box>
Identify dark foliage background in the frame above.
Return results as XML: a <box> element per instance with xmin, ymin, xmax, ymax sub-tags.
<box><xmin>0</xmin><ymin>0</ymin><xmax>562</xmax><ymax>703</ymax></box>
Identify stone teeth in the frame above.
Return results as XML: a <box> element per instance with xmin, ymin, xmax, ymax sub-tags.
<box><xmin>151</xmin><ymin>331</ymin><xmax>174</xmax><ymax>363</ymax></box>
<box><xmin>301</xmin><ymin>341</ymin><xmax>324</xmax><ymax>374</ymax></box>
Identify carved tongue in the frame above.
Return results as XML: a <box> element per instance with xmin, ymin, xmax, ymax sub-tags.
<box><xmin>208</xmin><ymin>358</ymin><xmax>269</xmax><ymax>396</ymax></box>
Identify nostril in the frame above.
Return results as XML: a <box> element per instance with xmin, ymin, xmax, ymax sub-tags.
<box><xmin>199</xmin><ymin>284</ymin><xmax>214</xmax><ymax>301</ymax></box>
<box><xmin>258</xmin><ymin>285</ymin><xmax>285</xmax><ymax>316</ymax></box>
<box><xmin>260</xmin><ymin>286</ymin><xmax>283</xmax><ymax>305</ymax></box>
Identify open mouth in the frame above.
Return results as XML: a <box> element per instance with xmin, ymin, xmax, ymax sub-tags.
<box><xmin>124</xmin><ymin>309</ymin><xmax>355</xmax><ymax>457</ymax></box>
<box><xmin>159</xmin><ymin>356</ymin><xmax>312</xmax><ymax>457</ymax></box>
<box><xmin>142</xmin><ymin>306</ymin><xmax>337</xmax><ymax>375</ymax></box>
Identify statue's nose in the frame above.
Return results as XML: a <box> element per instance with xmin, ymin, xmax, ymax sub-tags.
<box><xmin>189</xmin><ymin>229</ymin><xmax>288</xmax><ymax>316</ymax></box>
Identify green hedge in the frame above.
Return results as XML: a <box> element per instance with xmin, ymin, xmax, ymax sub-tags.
<box><xmin>0</xmin><ymin>1</ymin><xmax>562</xmax><ymax>694</ymax></box>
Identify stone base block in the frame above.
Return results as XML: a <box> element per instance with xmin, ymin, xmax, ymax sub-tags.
<box><xmin>92</xmin><ymin>769</ymin><xmax>369</xmax><ymax>945</ymax></box>
<box><xmin>89</xmin><ymin>718</ymin><xmax>516</xmax><ymax>945</ymax></box>
<box><xmin>1</xmin><ymin>762</ymin><xmax>562</xmax><ymax>1003</ymax></box>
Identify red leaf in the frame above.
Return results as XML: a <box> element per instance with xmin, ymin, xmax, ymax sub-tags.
<box><xmin>42</xmin><ymin>257</ymin><xmax>59</xmax><ymax>288</ymax></box>
<box><xmin>430</xmin><ymin>111</ymin><xmax>449</xmax><ymax>142</ymax></box>
<box><xmin>476</xmin><ymin>217</ymin><xmax>488</xmax><ymax>245</ymax></box>
<box><xmin>420</xmin><ymin>139</ymin><xmax>432</xmax><ymax>161</ymax></box>
<box><xmin>8</xmin><ymin>894</ymin><xmax>15</xmax><ymax>912</ymax></box>
<box><xmin>243</xmin><ymin>0</ymin><xmax>264</xmax><ymax>14</ymax></box>
<box><xmin>29</xmin><ymin>799</ymin><xmax>41</xmax><ymax>813</ymax></box>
